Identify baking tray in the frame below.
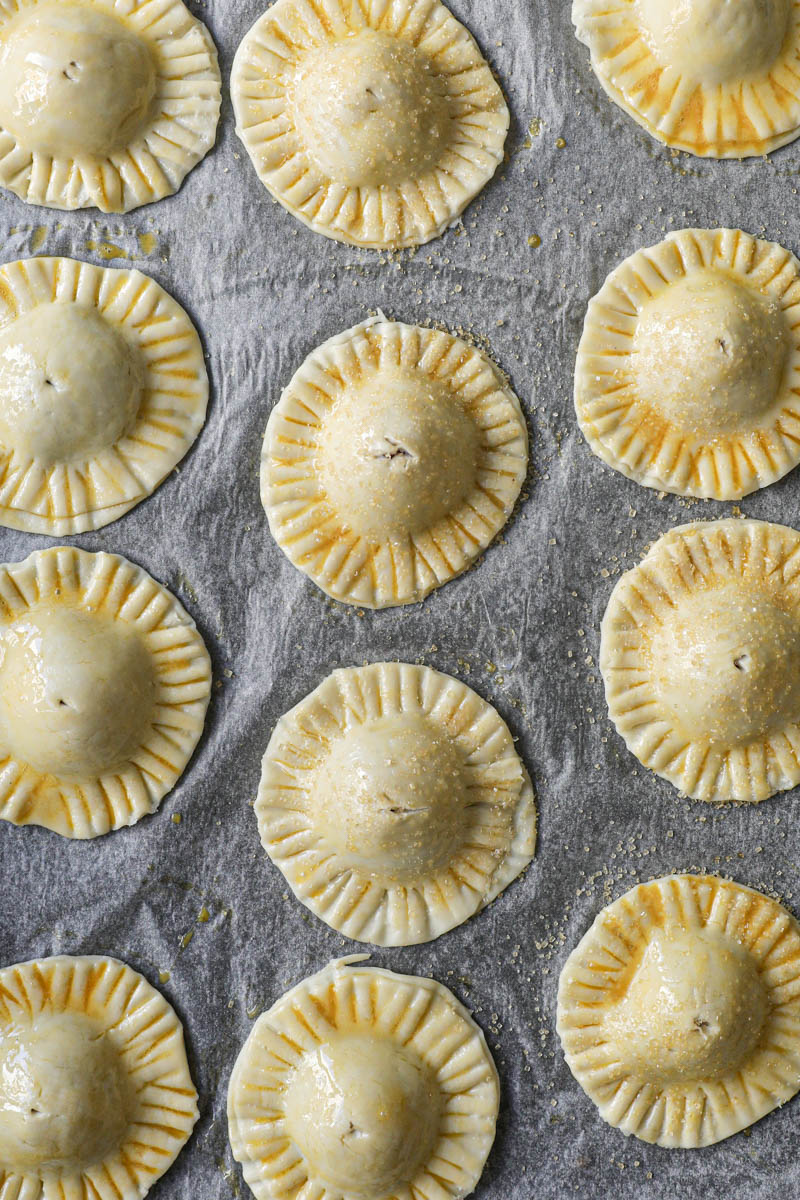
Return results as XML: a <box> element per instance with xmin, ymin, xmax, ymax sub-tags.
<box><xmin>2</xmin><ymin>2</ymin><xmax>800</xmax><ymax>1197</ymax></box>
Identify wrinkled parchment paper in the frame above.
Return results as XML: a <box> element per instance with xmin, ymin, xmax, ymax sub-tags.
<box><xmin>3</xmin><ymin>2</ymin><xmax>800</xmax><ymax>1197</ymax></box>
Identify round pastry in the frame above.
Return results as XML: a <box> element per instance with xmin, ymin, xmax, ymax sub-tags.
<box><xmin>572</xmin><ymin>0</ymin><xmax>800</xmax><ymax>158</ymax></box>
<box><xmin>0</xmin><ymin>256</ymin><xmax>208</xmax><ymax>534</ymax></box>
<box><xmin>261</xmin><ymin>318</ymin><xmax>528</xmax><ymax>608</ymax></box>
<box><xmin>228</xmin><ymin>958</ymin><xmax>499</xmax><ymax>1200</ymax></box>
<box><xmin>231</xmin><ymin>0</ymin><xmax>509</xmax><ymax>248</ymax></box>
<box><xmin>575</xmin><ymin>228</ymin><xmax>800</xmax><ymax>501</ymax></box>
<box><xmin>0</xmin><ymin>954</ymin><xmax>197</xmax><ymax>1197</ymax></box>
<box><xmin>600</xmin><ymin>517</ymin><xmax>800</xmax><ymax>804</ymax></box>
<box><xmin>0</xmin><ymin>545</ymin><xmax>211</xmax><ymax>837</ymax></box>
<box><xmin>257</xmin><ymin>661</ymin><xmax>536</xmax><ymax>946</ymax></box>
<box><xmin>0</xmin><ymin>0</ymin><xmax>220</xmax><ymax>212</ymax></box>
<box><xmin>558</xmin><ymin>874</ymin><xmax>800</xmax><ymax>1147</ymax></box>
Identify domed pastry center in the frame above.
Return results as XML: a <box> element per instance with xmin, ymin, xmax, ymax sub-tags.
<box><xmin>635</xmin><ymin>0</ymin><xmax>790</xmax><ymax>85</ymax></box>
<box><xmin>291</xmin><ymin>30</ymin><xmax>451</xmax><ymax>187</ymax></box>
<box><xmin>316</xmin><ymin>369</ymin><xmax>481</xmax><ymax>540</ymax></box>
<box><xmin>633</xmin><ymin>270</ymin><xmax>789</xmax><ymax>436</ymax></box>
<box><xmin>0</xmin><ymin>606</ymin><xmax>157</xmax><ymax>778</ymax></box>
<box><xmin>0</xmin><ymin>3</ymin><xmax>157</xmax><ymax>158</ymax></box>
<box><xmin>0</xmin><ymin>1012</ymin><xmax>134</xmax><ymax>1171</ymax></box>
<box><xmin>647</xmin><ymin>583</ymin><xmax>800</xmax><ymax>745</ymax></box>
<box><xmin>605</xmin><ymin>928</ymin><xmax>768</xmax><ymax>1084</ymax></box>
<box><xmin>284</xmin><ymin>1033</ymin><xmax>441</xmax><ymax>1197</ymax></box>
<box><xmin>0</xmin><ymin>302</ymin><xmax>145</xmax><ymax>465</ymax></box>
<box><xmin>309</xmin><ymin>714</ymin><xmax>467</xmax><ymax>878</ymax></box>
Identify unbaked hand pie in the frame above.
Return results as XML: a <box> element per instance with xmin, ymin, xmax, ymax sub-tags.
<box><xmin>558</xmin><ymin>874</ymin><xmax>800</xmax><ymax>1147</ymax></box>
<box><xmin>257</xmin><ymin>661</ymin><xmax>536</xmax><ymax>946</ymax></box>
<box><xmin>0</xmin><ymin>256</ymin><xmax>208</xmax><ymax>534</ymax></box>
<box><xmin>0</xmin><ymin>0</ymin><xmax>220</xmax><ymax>212</ymax></box>
<box><xmin>601</xmin><ymin>517</ymin><xmax>800</xmax><ymax>804</ymax></box>
<box><xmin>228</xmin><ymin>958</ymin><xmax>499</xmax><ymax>1200</ymax></box>
<box><xmin>231</xmin><ymin>0</ymin><xmax>509</xmax><ymax>248</ymax></box>
<box><xmin>0</xmin><ymin>545</ymin><xmax>211</xmax><ymax>837</ymax></box>
<box><xmin>575</xmin><ymin>228</ymin><xmax>800</xmax><ymax>501</ymax></box>
<box><xmin>262</xmin><ymin>318</ymin><xmax>528</xmax><ymax>608</ymax></box>
<box><xmin>573</xmin><ymin>0</ymin><xmax>800</xmax><ymax>158</ymax></box>
<box><xmin>0</xmin><ymin>954</ymin><xmax>197</xmax><ymax>1198</ymax></box>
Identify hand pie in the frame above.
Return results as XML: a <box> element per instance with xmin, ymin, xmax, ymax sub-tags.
<box><xmin>0</xmin><ymin>256</ymin><xmax>208</xmax><ymax>534</ymax></box>
<box><xmin>231</xmin><ymin>0</ymin><xmax>508</xmax><ymax>248</ymax></box>
<box><xmin>558</xmin><ymin>874</ymin><xmax>800</xmax><ymax>1147</ymax></box>
<box><xmin>0</xmin><ymin>0</ymin><xmax>220</xmax><ymax>212</ymax></box>
<box><xmin>228</xmin><ymin>958</ymin><xmax>499</xmax><ymax>1200</ymax></box>
<box><xmin>0</xmin><ymin>954</ymin><xmax>197</xmax><ymax>1197</ymax></box>
<box><xmin>257</xmin><ymin>661</ymin><xmax>536</xmax><ymax>946</ymax></box>
<box><xmin>601</xmin><ymin>517</ymin><xmax>800</xmax><ymax>804</ymax></box>
<box><xmin>0</xmin><ymin>545</ymin><xmax>211</xmax><ymax>837</ymax></box>
<box><xmin>262</xmin><ymin>318</ymin><xmax>528</xmax><ymax>608</ymax></box>
<box><xmin>575</xmin><ymin>228</ymin><xmax>800</xmax><ymax>501</ymax></box>
<box><xmin>573</xmin><ymin>0</ymin><xmax>800</xmax><ymax>158</ymax></box>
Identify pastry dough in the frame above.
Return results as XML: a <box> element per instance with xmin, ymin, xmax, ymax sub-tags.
<box><xmin>257</xmin><ymin>661</ymin><xmax>536</xmax><ymax>946</ymax></box>
<box><xmin>0</xmin><ymin>0</ymin><xmax>220</xmax><ymax>212</ymax></box>
<box><xmin>0</xmin><ymin>256</ymin><xmax>208</xmax><ymax>534</ymax></box>
<box><xmin>0</xmin><ymin>545</ymin><xmax>211</xmax><ymax>837</ymax></box>
<box><xmin>0</xmin><ymin>954</ymin><xmax>197</xmax><ymax>1197</ymax></box>
<box><xmin>231</xmin><ymin>0</ymin><xmax>509</xmax><ymax>248</ymax></box>
<box><xmin>262</xmin><ymin>318</ymin><xmax>528</xmax><ymax>608</ymax></box>
<box><xmin>228</xmin><ymin>958</ymin><xmax>499</xmax><ymax>1200</ymax></box>
<box><xmin>575</xmin><ymin>229</ymin><xmax>800</xmax><ymax>500</ymax></box>
<box><xmin>601</xmin><ymin>517</ymin><xmax>800</xmax><ymax>804</ymax></box>
<box><xmin>557</xmin><ymin>874</ymin><xmax>800</xmax><ymax>1147</ymax></box>
<box><xmin>573</xmin><ymin>0</ymin><xmax>800</xmax><ymax>158</ymax></box>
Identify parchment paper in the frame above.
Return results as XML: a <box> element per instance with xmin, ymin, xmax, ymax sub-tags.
<box><xmin>2</xmin><ymin>2</ymin><xmax>800</xmax><ymax>1197</ymax></box>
